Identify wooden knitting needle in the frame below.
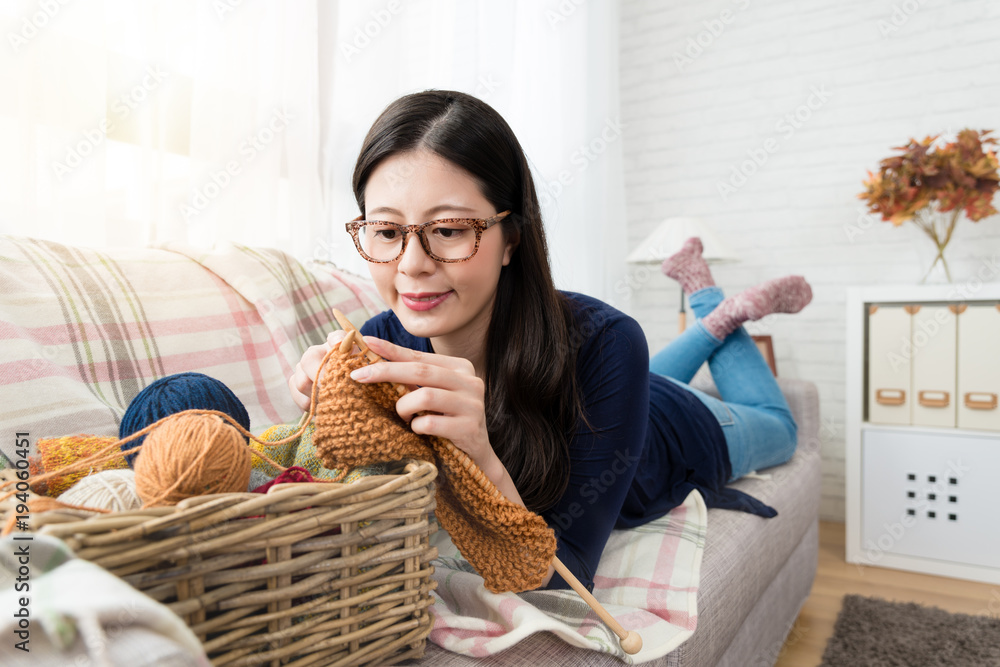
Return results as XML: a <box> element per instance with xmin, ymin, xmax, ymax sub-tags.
<box><xmin>331</xmin><ymin>310</ymin><xmax>643</xmax><ymax>655</ymax></box>
<box><xmin>332</xmin><ymin>311</ymin><xmax>413</xmax><ymax>399</ymax></box>
<box><xmin>552</xmin><ymin>559</ymin><xmax>642</xmax><ymax>654</ymax></box>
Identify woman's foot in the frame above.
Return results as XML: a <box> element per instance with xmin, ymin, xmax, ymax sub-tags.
<box><xmin>661</xmin><ymin>237</ymin><xmax>715</xmax><ymax>294</ymax></box>
<box><xmin>702</xmin><ymin>276</ymin><xmax>812</xmax><ymax>340</ymax></box>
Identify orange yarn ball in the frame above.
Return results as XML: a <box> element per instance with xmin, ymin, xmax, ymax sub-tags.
<box><xmin>134</xmin><ymin>412</ymin><xmax>252</xmax><ymax>507</ymax></box>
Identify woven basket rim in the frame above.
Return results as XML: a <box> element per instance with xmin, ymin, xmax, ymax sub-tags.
<box><xmin>26</xmin><ymin>459</ymin><xmax>437</xmax><ymax>531</ymax></box>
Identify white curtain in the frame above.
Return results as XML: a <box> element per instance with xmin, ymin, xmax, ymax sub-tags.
<box><xmin>0</xmin><ymin>0</ymin><xmax>322</xmax><ymax>258</ymax></box>
<box><xmin>1</xmin><ymin>0</ymin><xmax>625</xmax><ymax>300</ymax></box>
<box><xmin>318</xmin><ymin>0</ymin><xmax>627</xmax><ymax>300</ymax></box>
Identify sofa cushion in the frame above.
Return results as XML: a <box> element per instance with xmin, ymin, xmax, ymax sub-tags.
<box><xmin>0</xmin><ymin>236</ymin><xmax>384</xmax><ymax>457</ymax></box>
<box><xmin>666</xmin><ymin>438</ymin><xmax>822</xmax><ymax>666</ymax></box>
<box><xmin>666</xmin><ymin>377</ymin><xmax>822</xmax><ymax>666</ymax></box>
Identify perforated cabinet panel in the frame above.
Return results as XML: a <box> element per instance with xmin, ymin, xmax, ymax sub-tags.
<box><xmin>862</xmin><ymin>428</ymin><xmax>1000</xmax><ymax>569</ymax></box>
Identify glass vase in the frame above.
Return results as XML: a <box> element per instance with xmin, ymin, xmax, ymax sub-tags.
<box><xmin>910</xmin><ymin>209</ymin><xmax>959</xmax><ymax>284</ymax></box>
<box><xmin>913</xmin><ymin>241</ymin><xmax>952</xmax><ymax>283</ymax></box>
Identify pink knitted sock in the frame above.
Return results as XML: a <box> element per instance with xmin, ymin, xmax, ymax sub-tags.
<box><xmin>701</xmin><ymin>276</ymin><xmax>813</xmax><ymax>340</ymax></box>
<box><xmin>661</xmin><ymin>237</ymin><xmax>715</xmax><ymax>294</ymax></box>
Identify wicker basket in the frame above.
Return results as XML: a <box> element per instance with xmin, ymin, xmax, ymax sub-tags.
<box><xmin>27</xmin><ymin>459</ymin><xmax>439</xmax><ymax>667</ymax></box>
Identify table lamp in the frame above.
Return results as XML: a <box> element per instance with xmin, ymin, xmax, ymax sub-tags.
<box><xmin>626</xmin><ymin>217</ymin><xmax>739</xmax><ymax>333</ymax></box>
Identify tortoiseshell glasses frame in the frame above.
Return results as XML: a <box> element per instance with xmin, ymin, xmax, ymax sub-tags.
<box><xmin>345</xmin><ymin>210</ymin><xmax>512</xmax><ymax>263</ymax></box>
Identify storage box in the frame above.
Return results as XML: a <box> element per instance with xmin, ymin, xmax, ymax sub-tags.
<box><xmin>910</xmin><ymin>305</ymin><xmax>956</xmax><ymax>428</ymax></box>
<box><xmin>867</xmin><ymin>305</ymin><xmax>912</xmax><ymax>425</ymax></box>
<box><xmin>957</xmin><ymin>304</ymin><xmax>1000</xmax><ymax>432</ymax></box>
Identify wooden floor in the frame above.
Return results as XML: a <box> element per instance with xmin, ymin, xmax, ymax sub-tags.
<box><xmin>773</xmin><ymin>521</ymin><xmax>999</xmax><ymax>666</ymax></box>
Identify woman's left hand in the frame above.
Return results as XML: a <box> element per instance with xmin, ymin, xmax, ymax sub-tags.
<box><xmin>349</xmin><ymin>336</ymin><xmax>497</xmax><ymax>473</ymax></box>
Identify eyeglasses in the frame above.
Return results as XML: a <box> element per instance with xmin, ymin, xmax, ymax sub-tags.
<box><xmin>345</xmin><ymin>211</ymin><xmax>511</xmax><ymax>263</ymax></box>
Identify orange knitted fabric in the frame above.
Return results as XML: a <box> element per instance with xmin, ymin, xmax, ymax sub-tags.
<box><xmin>313</xmin><ymin>350</ymin><xmax>557</xmax><ymax>594</ymax></box>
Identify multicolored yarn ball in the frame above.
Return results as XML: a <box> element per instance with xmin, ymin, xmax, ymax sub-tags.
<box><xmin>36</xmin><ymin>435</ymin><xmax>128</xmax><ymax>497</ymax></box>
<box><xmin>133</xmin><ymin>412</ymin><xmax>252</xmax><ymax>507</ymax></box>
<box><xmin>58</xmin><ymin>469</ymin><xmax>142</xmax><ymax>512</ymax></box>
<box><xmin>120</xmin><ymin>372</ymin><xmax>250</xmax><ymax>467</ymax></box>
<box><xmin>251</xmin><ymin>422</ymin><xmax>387</xmax><ymax>481</ymax></box>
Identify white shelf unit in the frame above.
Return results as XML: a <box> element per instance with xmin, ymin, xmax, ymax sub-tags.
<box><xmin>845</xmin><ymin>283</ymin><xmax>1000</xmax><ymax>584</ymax></box>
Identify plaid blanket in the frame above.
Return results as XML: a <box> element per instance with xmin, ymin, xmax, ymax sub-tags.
<box><xmin>427</xmin><ymin>489</ymin><xmax>707</xmax><ymax>664</ymax></box>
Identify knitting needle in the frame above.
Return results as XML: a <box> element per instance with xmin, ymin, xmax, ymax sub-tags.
<box><xmin>333</xmin><ymin>310</ymin><xmax>411</xmax><ymax>397</ymax></box>
<box><xmin>552</xmin><ymin>558</ymin><xmax>642</xmax><ymax>654</ymax></box>
<box><xmin>331</xmin><ymin>310</ymin><xmax>643</xmax><ymax>655</ymax></box>
<box><xmin>332</xmin><ymin>311</ymin><xmax>384</xmax><ymax>365</ymax></box>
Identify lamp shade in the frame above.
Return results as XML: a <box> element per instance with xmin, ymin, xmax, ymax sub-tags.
<box><xmin>626</xmin><ymin>217</ymin><xmax>739</xmax><ymax>264</ymax></box>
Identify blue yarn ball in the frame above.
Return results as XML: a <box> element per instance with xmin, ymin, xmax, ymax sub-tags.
<box><xmin>120</xmin><ymin>372</ymin><xmax>250</xmax><ymax>467</ymax></box>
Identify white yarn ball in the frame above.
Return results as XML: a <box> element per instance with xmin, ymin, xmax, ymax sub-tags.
<box><xmin>59</xmin><ymin>469</ymin><xmax>142</xmax><ymax>512</ymax></box>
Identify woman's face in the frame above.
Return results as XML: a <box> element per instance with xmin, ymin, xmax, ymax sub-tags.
<box><xmin>361</xmin><ymin>149</ymin><xmax>517</xmax><ymax>345</ymax></box>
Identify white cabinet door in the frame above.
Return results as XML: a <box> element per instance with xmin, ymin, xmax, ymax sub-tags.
<box><xmin>862</xmin><ymin>427</ymin><xmax>1000</xmax><ymax>569</ymax></box>
<box><xmin>911</xmin><ymin>305</ymin><xmax>957</xmax><ymax>428</ymax></box>
<box><xmin>868</xmin><ymin>305</ymin><xmax>912</xmax><ymax>425</ymax></box>
<box><xmin>957</xmin><ymin>304</ymin><xmax>1000</xmax><ymax>431</ymax></box>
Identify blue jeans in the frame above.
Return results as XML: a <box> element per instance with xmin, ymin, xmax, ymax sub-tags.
<box><xmin>648</xmin><ymin>286</ymin><xmax>797</xmax><ymax>481</ymax></box>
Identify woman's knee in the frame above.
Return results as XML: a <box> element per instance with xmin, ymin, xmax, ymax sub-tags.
<box><xmin>757</xmin><ymin>406</ymin><xmax>797</xmax><ymax>468</ymax></box>
<box><xmin>776</xmin><ymin>409</ymin><xmax>798</xmax><ymax>464</ymax></box>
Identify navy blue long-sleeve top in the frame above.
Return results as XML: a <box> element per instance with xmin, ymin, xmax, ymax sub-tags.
<box><xmin>360</xmin><ymin>291</ymin><xmax>775</xmax><ymax>591</ymax></box>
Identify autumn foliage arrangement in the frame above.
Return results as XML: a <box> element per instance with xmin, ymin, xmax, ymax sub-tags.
<box><xmin>858</xmin><ymin>129</ymin><xmax>1000</xmax><ymax>282</ymax></box>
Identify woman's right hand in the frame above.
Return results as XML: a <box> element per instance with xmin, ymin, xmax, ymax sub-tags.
<box><xmin>288</xmin><ymin>330</ymin><xmax>353</xmax><ymax>412</ymax></box>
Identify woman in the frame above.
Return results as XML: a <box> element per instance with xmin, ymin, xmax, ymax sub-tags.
<box><xmin>288</xmin><ymin>90</ymin><xmax>811</xmax><ymax>591</ymax></box>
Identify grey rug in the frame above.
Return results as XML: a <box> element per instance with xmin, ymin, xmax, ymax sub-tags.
<box><xmin>820</xmin><ymin>594</ymin><xmax>1000</xmax><ymax>666</ymax></box>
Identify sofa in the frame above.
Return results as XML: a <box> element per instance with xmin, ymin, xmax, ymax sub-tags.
<box><xmin>0</xmin><ymin>235</ymin><xmax>820</xmax><ymax>666</ymax></box>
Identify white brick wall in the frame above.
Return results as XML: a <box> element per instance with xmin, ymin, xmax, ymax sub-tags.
<box><xmin>619</xmin><ymin>0</ymin><xmax>1000</xmax><ymax>521</ymax></box>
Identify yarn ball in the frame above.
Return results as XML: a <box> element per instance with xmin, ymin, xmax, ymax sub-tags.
<box><xmin>134</xmin><ymin>412</ymin><xmax>252</xmax><ymax>507</ymax></box>
<box><xmin>58</xmin><ymin>469</ymin><xmax>142</xmax><ymax>512</ymax></box>
<box><xmin>251</xmin><ymin>421</ymin><xmax>387</xmax><ymax>481</ymax></box>
<box><xmin>120</xmin><ymin>372</ymin><xmax>250</xmax><ymax>467</ymax></box>
<box><xmin>36</xmin><ymin>435</ymin><xmax>128</xmax><ymax>497</ymax></box>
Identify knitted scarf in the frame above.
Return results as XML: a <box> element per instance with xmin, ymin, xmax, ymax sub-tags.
<box><xmin>312</xmin><ymin>349</ymin><xmax>557</xmax><ymax>594</ymax></box>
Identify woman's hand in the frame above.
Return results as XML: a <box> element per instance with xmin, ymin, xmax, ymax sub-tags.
<box><xmin>288</xmin><ymin>330</ymin><xmax>356</xmax><ymax>412</ymax></box>
<box><xmin>349</xmin><ymin>337</ymin><xmax>493</xmax><ymax>462</ymax></box>
<box><xmin>293</xmin><ymin>333</ymin><xmax>527</xmax><ymax>510</ymax></box>
<box><xmin>349</xmin><ymin>337</ymin><xmax>525</xmax><ymax>501</ymax></box>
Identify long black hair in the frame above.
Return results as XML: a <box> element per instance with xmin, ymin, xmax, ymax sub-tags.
<box><xmin>352</xmin><ymin>90</ymin><xmax>582</xmax><ymax>513</ymax></box>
